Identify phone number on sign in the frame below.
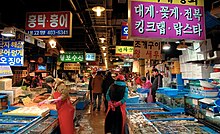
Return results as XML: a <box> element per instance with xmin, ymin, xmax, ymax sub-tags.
<box><xmin>27</xmin><ymin>30</ymin><xmax>69</xmax><ymax>36</ymax></box>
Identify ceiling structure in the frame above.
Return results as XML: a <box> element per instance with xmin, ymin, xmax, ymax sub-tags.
<box><xmin>0</xmin><ymin>0</ymin><xmax>220</xmax><ymax>62</ymax></box>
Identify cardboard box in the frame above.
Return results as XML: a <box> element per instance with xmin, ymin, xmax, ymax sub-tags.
<box><xmin>0</xmin><ymin>78</ymin><xmax>12</xmax><ymax>90</ymax></box>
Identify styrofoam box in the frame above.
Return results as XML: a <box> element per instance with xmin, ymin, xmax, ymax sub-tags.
<box><xmin>179</xmin><ymin>55</ymin><xmax>184</xmax><ymax>63</ymax></box>
<box><xmin>180</xmin><ymin>64</ymin><xmax>186</xmax><ymax>72</ymax></box>
<box><xmin>197</xmin><ymin>52</ymin><xmax>206</xmax><ymax>61</ymax></box>
<box><xmin>195</xmin><ymin>65</ymin><xmax>213</xmax><ymax>73</ymax></box>
<box><xmin>210</xmin><ymin>72</ymin><xmax>220</xmax><ymax>79</ymax></box>
<box><xmin>193</xmin><ymin>39</ymin><xmax>212</xmax><ymax>53</ymax></box>
<box><xmin>6</xmin><ymin>87</ymin><xmax>22</xmax><ymax>98</ymax></box>
<box><xmin>182</xmin><ymin>72</ymin><xmax>187</xmax><ymax>79</ymax></box>
<box><xmin>0</xmin><ymin>78</ymin><xmax>12</xmax><ymax>90</ymax></box>
<box><xmin>0</xmin><ymin>90</ymin><xmax>14</xmax><ymax>104</ymax></box>
<box><xmin>187</xmin><ymin>72</ymin><xmax>193</xmax><ymax>78</ymax></box>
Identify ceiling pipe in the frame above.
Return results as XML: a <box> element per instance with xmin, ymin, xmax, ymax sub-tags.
<box><xmin>68</xmin><ymin>0</ymin><xmax>93</xmax><ymax>49</ymax></box>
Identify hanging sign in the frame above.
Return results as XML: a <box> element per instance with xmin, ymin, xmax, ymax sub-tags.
<box><xmin>64</xmin><ymin>63</ymin><xmax>80</xmax><ymax>70</ymax></box>
<box><xmin>0</xmin><ymin>66</ymin><xmax>13</xmax><ymax>77</ymax></box>
<box><xmin>128</xmin><ymin>0</ymin><xmax>205</xmax><ymax>41</ymax></box>
<box><xmin>133</xmin><ymin>41</ymin><xmax>162</xmax><ymax>60</ymax></box>
<box><xmin>115</xmin><ymin>46</ymin><xmax>134</xmax><ymax>57</ymax></box>
<box><xmin>59</xmin><ymin>51</ymin><xmax>84</xmax><ymax>62</ymax></box>
<box><xmin>0</xmin><ymin>41</ymin><xmax>24</xmax><ymax>66</ymax></box>
<box><xmin>86</xmin><ymin>53</ymin><xmax>96</xmax><ymax>61</ymax></box>
<box><xmin>25</xmin><ymin>11</ymin><xmax>72</xmax><ymax>38</ymax></box>
<box><xmin>121</xmin><ymin>22</ymin><xmax>129</xmax><ymax>40</ymax></box>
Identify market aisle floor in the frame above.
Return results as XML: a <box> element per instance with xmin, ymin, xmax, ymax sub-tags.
<box><xmin>77</xmin><ymin>103</ymin><xmax>106</xmax><ymax>134</ymax></box>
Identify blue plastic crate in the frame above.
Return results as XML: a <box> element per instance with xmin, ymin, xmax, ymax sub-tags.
<box><xmin>164</xmin><ymin>89</ymin><xmax>178</xmax><ymax>96</ymax></box>
<box><xmin>126</xmin><ymin>96</ymin><xmax>139</xmax><ymax>103</ymax></box>
<box><xmin>76</xmin><ymin>100</ymin><xmax>89</xmax><ymax>110</ymax></box>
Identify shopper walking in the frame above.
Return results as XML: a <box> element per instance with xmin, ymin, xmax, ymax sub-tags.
<box><xmin>105</xmin><ymin>74</ymin><xmax>128</xmax><ymax>134</ymax></box>
<box><xmin>39</xmin><ymin>77</ymin><xmax>75</xmax><ymax>134</ymax></box>
<box><xmin>92</xmin><ymin>71</ymin><xmax>103</xmax><ymax>111</ymax></box>
<box><xmin>102</xmin><ymin>71</ymin><xmax>115</xmax><ymax>112</ymax></box>
<box><xmin>88</xmin><ymin>74</ymin><xmax>93</xmax><ymax>104</ymax></box>
<box><xmin>151</xmin><ymin>68</ymin><xmax>163</xmax><ymax>102</ymax></box>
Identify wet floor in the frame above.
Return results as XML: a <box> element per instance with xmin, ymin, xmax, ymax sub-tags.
<box><xmin>77</xmin><ymin>103</ymin><xmax>106</xmax><ymax>134</ymax></box>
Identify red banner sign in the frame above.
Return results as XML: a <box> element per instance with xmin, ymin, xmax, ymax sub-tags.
<box><xmin>25</xmin><ymin>11</ymin><xmax>72</xmax><ymax>38</ymax></box>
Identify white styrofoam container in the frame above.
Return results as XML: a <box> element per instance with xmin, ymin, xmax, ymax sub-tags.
<box><xmin>6</xmin><ymin>87</ymin><xmax>22</xmax><ymax>98</ymax></box>
<box><xmin>210</xmin><ymin>72</ymin><xmax>220</xmax><ymax>79</ymax></box>
<box><xmin>0</xmin><ymin>78</ymin><xmax>12</xmax><ymax>90</ymax></box>
<box><xmin>0</xmin><ymin>90</ymin><xmax>14</xmax><ymax>104</ymax></box>
<box><xmin>182</xmin><ymin>72</ymin><xmax>187</xmax><ymax>79</ymax></box>
<box><xmin>197</xmin><ymin>52</ymin><xmax>206</xmax><ymax>61</ymax></box>
<box><xmin>180</xmin><ymin>64</ymin><xmax>186</xmax><ymax>72</ymax></box>
<box><xmin>193</xmin><ymin>39</ymin><xmax>212</xmax><ymax>53</ymax></box>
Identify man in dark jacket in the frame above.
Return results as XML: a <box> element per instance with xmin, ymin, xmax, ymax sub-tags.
<box><xmin>102</xmin><ymin>71</ymin><xmax>115</xmax><ymax>112</ymax></box>
<box><xmin>151</xmin><ymin>68</ymin><xmax>163</xmax><ymax>102</ymax></box>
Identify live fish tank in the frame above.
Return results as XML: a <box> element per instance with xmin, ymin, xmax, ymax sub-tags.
<box><xmin>157</xmin><ymin>92</ymin><xmax>185</xmax><ymax>108</ymax></box>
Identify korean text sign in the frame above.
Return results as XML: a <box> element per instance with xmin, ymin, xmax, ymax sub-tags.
<box><xmin>121</xmin><ymin>22</ymin><xmax>128</xmax><ymax>40</ymax></box>
<box><xmin>64</xmin><ymin>63</ymin><xmax>80</xmax><ymax>70</ymax></box>
<box><xmin>0</xmin><ymin>41</ymin><xmax>24</xmax><ymax>66</ymax></box>
<box><xmin>59</xmin><ymin>51</ymin><xmax>84</xmax><ymax>62</ymax></box>
<box><xmin>115</xmin><ymin>46</ymin><xmax>134</xmax><ymax>57</ymax></box>
<box><xmin>86</xmin><ymin>53</ymin><xmax>96</xmax><ymax>61</ymax></box>
<box><xmin>133</xmin><ymin>41</ymin><xmax>162</xmax><ymax>60</ymax></box>
<box><xmin>129</xmin><ymin>0</ymin><xmax>205</xmax><ymax>41</ymax></box>
<box><xmin>26</xmin><ymin>11</ymin><xmax>72</xmax><ymax>38</ymax></box>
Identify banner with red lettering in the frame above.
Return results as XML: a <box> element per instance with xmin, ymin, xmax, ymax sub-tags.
<box><xmin>133</xmin><ymin>41</ymin><xmax>162</xmax><ymax>60</ymax></box>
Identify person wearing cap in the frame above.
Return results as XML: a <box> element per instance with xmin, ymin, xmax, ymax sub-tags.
<box><xmin>42</xmin><ymin>76</ymin><xmax>55</xmax><ymax>93</ymax></box>
<box><xmin>39</xmin><ymin>77</ymin><xmax>75</xmax><ymax>134</ymax></box>
<box><xmin>105</xmin><ymin>74</ymin><xmax>128</xmax><ymax>134</ymax></box>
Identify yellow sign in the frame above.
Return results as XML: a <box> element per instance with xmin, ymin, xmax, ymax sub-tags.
<box><xmin>115</xmin><ymin>46</ymin><xmax>134</xmax><ymax>55</ymax></box>
<box><xmin>64</xmin><ymin>63</ymin><xmax>80</xmax><ymax>70</ymax></box>
<box><xmin>134</xmin><ymin>0</ymin><xmax>204</xmax><ymax>6</ymax></box>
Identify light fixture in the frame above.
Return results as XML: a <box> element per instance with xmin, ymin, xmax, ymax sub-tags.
<box><xmin>30</xmin><ymin>60</ymin><xmax>35</xmax><ymax>63</ymax></box>
<box><xmin>1</xmin><ymin>27</ymin><xmax>16</xmax><ymax>37</ymax></box>
<box><xmin>103</xmin><ymin>52</ymin><xmax>107</xmax><ymax>57</ymax></box>
<box><xmin>99</xmin><ymin>35</ymin><xmax>106</xmax><ymax>43</ymax></box>
<box><xmin>101</xmin><ymin>46</ymin><xmax>107</xmax><ymax>51</ymax></box>
<box><xmin>163</xmin><ymin>42</ymin><xmax>171</xmax><ymax>50</ymax></box>
<box><xmin>49</xmin><ymin>37</ymin><xmax>56</xmax><ymax>48</ymax></box>
<box><xmin>116</xmin><ymin>58</ymin><xmax>119</xmax><ymax>60</ymax></box>
<box><xmin>175</xmin><ymin>40</ymin><xmax>180</xmax><ymax>44</ymax></box>
<box><xmin>177</xmin><ymin>41</ymin><xmax>188</xmax><ymax>50</ymax></box>
<box><xmin>92</xmin><ymin>6</ymin><xmax>105</xmax><ymax>17</ymax></box>
<box><xmin>60</xmin><ymin>48</ymin><xmax>65</xmax><ymax>54</ymax></box>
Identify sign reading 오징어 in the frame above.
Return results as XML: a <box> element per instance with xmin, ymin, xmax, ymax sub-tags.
<box><xmin>25</xmin><ymin>11</ymin><xmax>72</xmax><ymax>38</ymax></box>
<box><xmin>133</xmin><ymin>41</ymin><xmax>162</xmax><ymax>60</ymax></box>
<box><xmin>129</xmin><ymin>0</ymin><xmax>205</xmax><ymax>41</ymax></box>
<box><xmin>0</xmin><ymin>40</ymin><xmax>24</xmax><ymax>66</ymax></box>
<box><xmin>59</xmin><ymin>51</ymin><xmax>84</xmax><ymax>63</ymax></box>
